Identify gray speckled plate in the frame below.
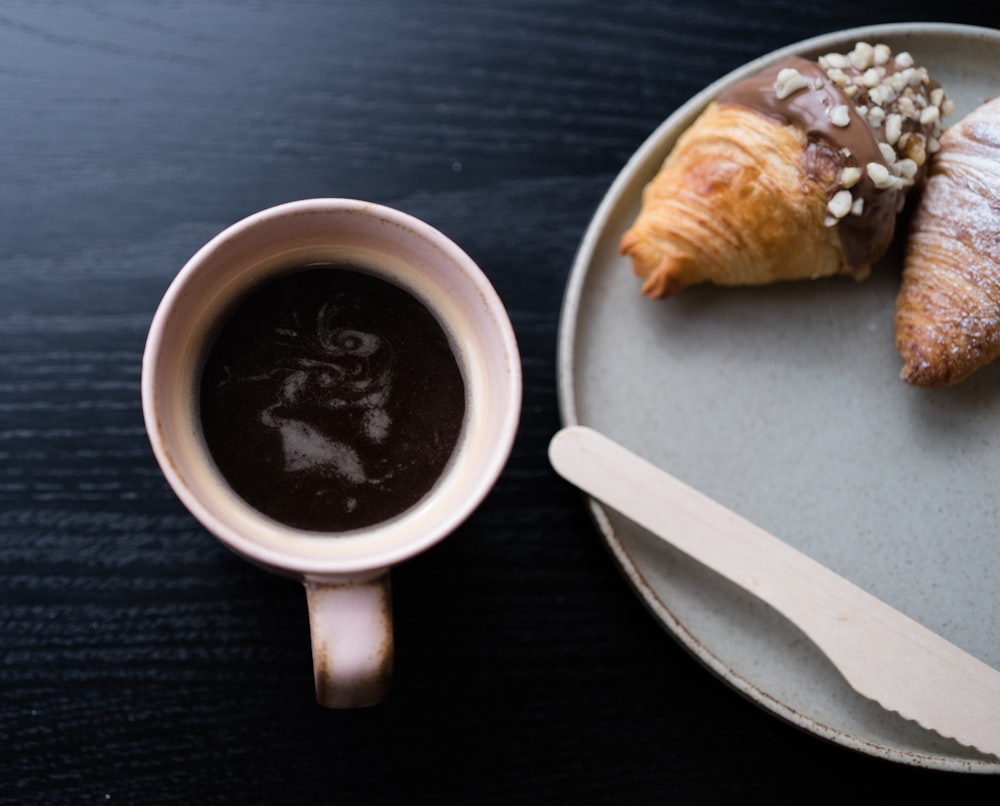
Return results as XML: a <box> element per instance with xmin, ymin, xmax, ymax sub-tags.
<box><xmin>557</xmin><ymin>23</ymin><xmax>1000</xmax><ymax>773</ymax></box>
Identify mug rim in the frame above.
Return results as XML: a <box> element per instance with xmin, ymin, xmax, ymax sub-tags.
<box><xmin>141</xmin><ymin>198</ymin><xmax>522</xmax><ymax>577</ymax></box>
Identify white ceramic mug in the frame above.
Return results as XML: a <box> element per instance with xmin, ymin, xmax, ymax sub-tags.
<box><xmin>141</xmin><ymin>199</ymin><xmax>521</xmax><ymax>707</ymax></box>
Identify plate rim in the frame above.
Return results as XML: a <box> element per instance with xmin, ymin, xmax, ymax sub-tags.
<box><xmin>556</xmin><ymin>21</ymin><xmax>1000</xmax><ymax>774</ymax></box>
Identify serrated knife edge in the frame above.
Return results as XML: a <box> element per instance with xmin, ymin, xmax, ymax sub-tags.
<box><xmin>549</xmin><ymin>425</ymin><xmax>1000</xmax><ymax>760</ymax></box>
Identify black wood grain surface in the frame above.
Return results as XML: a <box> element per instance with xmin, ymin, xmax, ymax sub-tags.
<box><xmin>3</xmin><ymin>1</ymin><xmax>1000</xmax><ymax>802</ymax></box>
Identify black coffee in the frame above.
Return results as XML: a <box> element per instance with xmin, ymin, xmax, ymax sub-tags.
<box><xmin>198</xmin><ymin>265</ymin><xmax>467</xmax><ymax>532</ymax></box>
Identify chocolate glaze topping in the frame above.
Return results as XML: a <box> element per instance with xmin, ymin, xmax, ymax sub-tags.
<box><xmin>716</xmin><ymin>45</ymin><xmax>949</xmax><ymax>269</ymax></box>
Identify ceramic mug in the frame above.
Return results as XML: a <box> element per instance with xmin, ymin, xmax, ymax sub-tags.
<box><xmin>141</xmin><ymin>198</ymin><xmax>521</xmax><ymax>707</ymax></box>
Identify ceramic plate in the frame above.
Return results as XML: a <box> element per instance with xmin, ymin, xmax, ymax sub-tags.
<box><xmin>557</xmin><ymin>23</ymin><xmax>1000</xmax><ymax>773</ymax></box>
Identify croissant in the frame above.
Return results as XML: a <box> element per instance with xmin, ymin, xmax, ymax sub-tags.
<box><xmin>621</xmin><ymin>43</ymin><xmax>950</xmax><ymax>298</ymax></box>
<box><xmin>894</xmin><ymin>96</ymin><xmax>1000</xmax><ymax>387</ymax></box>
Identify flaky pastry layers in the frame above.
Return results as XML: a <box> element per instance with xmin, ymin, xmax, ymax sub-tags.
<box><xmin>894</xmin><ymin>97</ymin><xmax>1000</xmax><ymax>387</ymax></box>
<box><xmin>621</xmin><ymin>44</ymin><xmax>950</xmax><ymax>299</ymax></box>
<box><xmin>620</xmin><ymin>101</ymin><xmax>849</xmax><ymax>298</ymax></box>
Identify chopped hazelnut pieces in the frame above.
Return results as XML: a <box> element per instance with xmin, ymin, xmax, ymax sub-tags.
<box><xmin>829</xmin><ymin>104</ymin><xmax>851</xmax><ymax>127</ymax></box>
<box><xmin>827</xmin><ymin>189</ymin><xmax>854</xmax><ymax>218</ymax></box>
<box><xmin>775</xmin><ymin>67</ymin><xmax>809</xmax><ymax>99</ymax></box>
<box><xmin>803</xmin><ymin>42</ymin><xmax>951</xmax><ymax>227</ymax></box>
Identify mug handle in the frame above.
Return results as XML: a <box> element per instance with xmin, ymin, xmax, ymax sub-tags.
<box><xmin>304</xmin><ymin>574</ymin><xmax>393</xmax><ymax>708</ymax></box>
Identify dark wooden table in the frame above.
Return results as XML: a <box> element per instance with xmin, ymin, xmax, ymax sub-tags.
<box><xmin>4</xmin><ymin>1</ymin><xmax>1000</xmax><ymax>802</ymax></box>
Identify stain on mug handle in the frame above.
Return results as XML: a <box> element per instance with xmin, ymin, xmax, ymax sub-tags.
<box><xmin>304</xmin><ymin>575</ymin><xmax>393</xmax><ymax>708</ymax></box>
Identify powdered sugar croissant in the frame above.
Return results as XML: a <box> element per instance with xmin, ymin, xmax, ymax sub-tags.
<box><xmin>621</xmin><ymin>43</ymin><xmax>951</xmax><ymax>298</ymax></box>
<box><xmin>894</xmin><ymin>96</ymin><xmax>1000</xmax><ymax>387</ymax></box>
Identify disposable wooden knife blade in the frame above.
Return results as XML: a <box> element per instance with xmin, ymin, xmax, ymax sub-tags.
<box><xmin>549</xmin><ymin>425</ymin><xmax>1000</xmax><ymax>761</ymax></box>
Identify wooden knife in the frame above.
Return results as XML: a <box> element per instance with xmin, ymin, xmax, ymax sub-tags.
<box><xmin>549</xmin><ymin>425</ymin><xmax>1000</xmax><ymax>760</ymax></box>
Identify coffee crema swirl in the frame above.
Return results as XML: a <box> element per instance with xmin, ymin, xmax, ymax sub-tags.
<box><xmin>199</xmin><ymin>266</ymin><xmax>467</xmax><ymax>533</ymax></box>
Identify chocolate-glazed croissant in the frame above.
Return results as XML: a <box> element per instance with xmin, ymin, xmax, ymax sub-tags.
<box><xmin>894</xmin><ymin>96</ymin><xmax>1000</xmax><ymax>387</ymax></box>
<box><xmin>621</xmin><ymin>43</ymin><xmax>951</xmax><ymax>298</ymax></box>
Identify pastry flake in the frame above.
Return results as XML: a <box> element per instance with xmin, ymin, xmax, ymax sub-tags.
<box><xmin>621</xmin><ymin>43</ymin><xmax>951</xmax><ymax>299</ymax></box>
<box><xmin>894</xmin><ymin>96</ymin><xmax>1000</xmax><ymax>387</ymax></box>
